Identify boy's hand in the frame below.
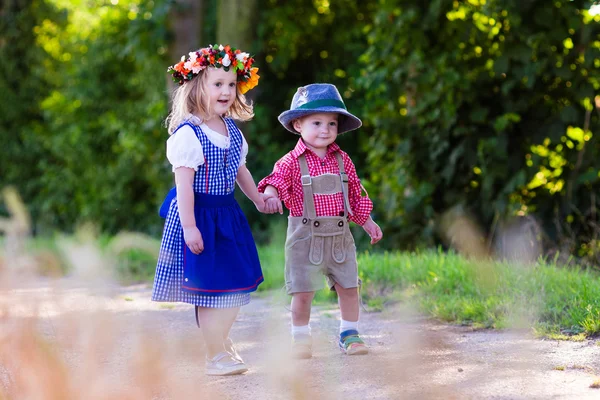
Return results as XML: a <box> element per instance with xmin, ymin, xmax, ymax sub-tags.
<box><xmin>264</xmin><ymin>194</ymin><xmax>283</xmax><ymax>214</ymax></box>
<box><xmin>256</xmin><ymin>192</ymin><xmax>282</xmax><ymax>214</ymax></box>
<box><xmin>362</xmin><ymin>218</ymin><xmax>383</xmax><ymax>245</ymax></box>
<box><xmin>183</xmin><ymin>226</ymin><xmax>204</xmax><ymax>254</ymax></box>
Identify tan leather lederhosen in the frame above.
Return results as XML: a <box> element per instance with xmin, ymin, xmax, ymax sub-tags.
<box><xmin>284</xmin><ymin>152</ymin><xmax>358</xmax><ymax>294</ymax></box>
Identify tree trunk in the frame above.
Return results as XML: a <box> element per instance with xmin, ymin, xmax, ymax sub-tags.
<box><xmin>167</xmin><ymin>0</ymin><xmax>204</xmax><ymax>89</ymax></box>
<box><xmin>216</xmin><ymin>0</ymin><xmax>257</xmax><ymax>51</ymax></box>
<box><xmin>216</xmin><ymin>0</ymin><xmax>258</xmax><ymax>126</ymax></box>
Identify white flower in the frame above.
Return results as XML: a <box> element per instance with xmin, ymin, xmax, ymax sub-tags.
<box><xmin>219</xmin><ymin>45</ymin><xmax>224</xmax><ymax>51</ymax></box>
<box><xmin>222</xmin><ymin>54</ymin><xmax>231</xmax><ymax>67</ymax></box>
<box><xmin>188</xmin><ymin>52</ymin><xmax>198</xmax><ymax>62</ymax></box>
<box><xmin>236</xmin><ymin>52</ymin><xmax>249</xmax><ymax>62</ymax></box>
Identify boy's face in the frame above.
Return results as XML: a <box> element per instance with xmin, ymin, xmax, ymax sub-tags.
<box><xmin>293</xmin><ymin>113</ymin><xmax>339</xmax><ymax>152</ymax></box>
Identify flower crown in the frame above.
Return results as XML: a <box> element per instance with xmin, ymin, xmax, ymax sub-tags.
<box><xmin>167</xmin><ymin>44</ymin><xmax>259</xmax><ymax>94</ymax></box>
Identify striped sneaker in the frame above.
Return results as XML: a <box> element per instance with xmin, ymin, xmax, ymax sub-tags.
<box><xmin>339</xmin><ymin>329</ymin><xmax>368</xmax><ymax>355</ymax></box>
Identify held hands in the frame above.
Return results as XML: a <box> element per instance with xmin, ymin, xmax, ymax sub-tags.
<box><xmin>362</xmin><ymin>218</ymin><xmax>383</xmax><ymax>245</ymax></box>
<box><xmin>183</xmin><ymin>226</ymin><xmax>204</xmax><ymax>255</ymax></box>
<box><xmin>255</xmin><ymin>192</ymin><xmax>283</xmax><ymax>214</ymax></box>
<box><xmin>264</xmin><ymin>193</ymin><xmax>283</xmax><ymax>214</ymax></box>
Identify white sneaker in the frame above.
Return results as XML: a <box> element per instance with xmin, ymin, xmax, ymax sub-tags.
<box><xmin>205</xmin><ymin>351</ymin><xmax>248</xmax><ymax>376</ymax></box>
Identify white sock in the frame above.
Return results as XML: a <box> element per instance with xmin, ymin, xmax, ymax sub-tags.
<box><xmin>291</xmin><ymin>324</ymin><xmax>311</xmax><ymax>336</ymax></box>
<box><xmin>340</xmin><ymin>319</ymin><xmax>358</xmax><ymax>334</ymax></box>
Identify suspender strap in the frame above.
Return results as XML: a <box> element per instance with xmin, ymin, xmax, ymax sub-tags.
<box><xmin>335</xmin><ymin>152</ymin><xmax>353</xmax><ymax>216</ymax></box>
<box><xmin>298</xmin><ymin>154</ymin><xmax>317</xmax><ymax>219</ymax></box>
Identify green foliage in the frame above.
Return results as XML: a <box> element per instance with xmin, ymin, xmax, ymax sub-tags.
<box><xmin>1</xmin><ymin>0</ymin><xmax>172</xmax><ymax>234</ymax></box>
<box><xmin>35</xmin><ymin>0</ymin><xmax>172</xmax><ymax>234</ymax></box>
<box><xmin>5</xmin><ymin>0</ymin><xmax>600</xmax><ymax>263</ymax></box>
<box><xmin>359</xmin><ymin>0</ymin><xmax>600</xmax><ymax>253</ymax></box>
<box><xmin>113</xmin><ymin>247</ymin><xmax>159</xmax><ymax>283</ymax></box>
<box><xmin>0</xmin><ymin>0</ymin><xmax>65</xmax><ymax>219</ymax></box>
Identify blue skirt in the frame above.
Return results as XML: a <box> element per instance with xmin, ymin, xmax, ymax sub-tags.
<box><xmin>182</xmin><ymin>193</ymin><xmax>263</xmax><ymax>295</ymax></box>
<box><xmin>152</xmin><ymin>192</ymin><xmax>262</xmax><ymax>306</ymax></box>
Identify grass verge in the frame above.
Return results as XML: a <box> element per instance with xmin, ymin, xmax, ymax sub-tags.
<box><xmin>10</xmin><ymin>231</ymin><xmax>600</xmax><ymax>337</ymax></box>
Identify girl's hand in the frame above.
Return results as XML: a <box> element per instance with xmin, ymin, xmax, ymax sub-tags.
<box><xmin>362</xmin><ymin>218</ymin><xmax>383</xmax><ymax>245</ymax></box>
<box><xmin>253</xmin><ymin>194</ymin><xmax>266</xmax><ymax>213</ymax></box>
<box><xmin>183</xmin><ymin>226</ymin><xmax>204</xmax><ymax>254</ymax></box>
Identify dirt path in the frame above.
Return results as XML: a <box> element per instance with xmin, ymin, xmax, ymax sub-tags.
<box><xmin>3</xmin><ymin>282</ymin><xmax>600</xmax><ymax>399</ymax></box>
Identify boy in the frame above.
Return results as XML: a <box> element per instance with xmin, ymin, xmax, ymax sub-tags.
<box><xmin>258</xmin><ymin>83</ymin><xmax>383</xmax><ymax>358</ymax></box>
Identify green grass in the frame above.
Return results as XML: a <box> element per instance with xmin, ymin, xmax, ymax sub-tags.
<box><xmin>9</xmin><ymin>230</ymin><xmax>600</xmax><ymax>337</ymax></box>
<box><xmin>356</xmin><ymin>249</ymin><xmax>600</xmax><ymax>337</ymax></box>
<box><xmin>252</xmin><ymin>243</ymin><xmax>600</xmax><ymax>336</ymax></box>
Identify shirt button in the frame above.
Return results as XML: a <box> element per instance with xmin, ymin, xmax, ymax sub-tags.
<box><xmin>226</xmin><ymin>188</ymin><xmax>231</xmax><ymax>193</ymax></box>
<box><xmin>321</xmin><ymin>161</ymin><xmax>325</xmax><ymax>166</ymax></box>
<box><xmin>185</xmin><ymin>278</ymin><xmax>189</xmax><ymax>282</ymax></box>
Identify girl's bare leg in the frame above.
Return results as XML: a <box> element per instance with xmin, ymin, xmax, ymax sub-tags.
<box><xmin>196</xmin><ymin>306</ymin><xmax>241</xmax><ymax>358</ymax></box>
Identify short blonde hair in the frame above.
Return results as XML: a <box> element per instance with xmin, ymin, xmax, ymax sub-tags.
<box><xmin>165</xmin><ymin>69</ymin><xmax>254</xmax><ymax>135</ymax></box>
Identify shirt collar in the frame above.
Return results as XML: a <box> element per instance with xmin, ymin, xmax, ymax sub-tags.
<box><xmin>290</xmin><ymin>138</ymin><xmax>341</xmax><ymax>159</ymax></box>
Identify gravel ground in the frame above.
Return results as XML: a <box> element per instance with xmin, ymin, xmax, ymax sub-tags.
<box><xmin>2</xmin><ymin>282</ymin><xmax>600</xmax><ymax>399</ymax></box>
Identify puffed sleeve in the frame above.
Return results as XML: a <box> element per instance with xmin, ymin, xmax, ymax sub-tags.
<box><xmin>166</xmin><ymin>124</ymin><xmax>205</xmax><ymax>172</ymax></box>
<box><xmin>240</xmin><ymin>133</ymin><xmax>248</xmax><ymax>166</ymax></box>
<box><xmin>257</xmin><ymin>154</ymin><xmax>294</xmax><ymax>204</ymax></box>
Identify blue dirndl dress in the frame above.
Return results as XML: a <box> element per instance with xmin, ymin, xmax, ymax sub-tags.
<box><xmin>151</xmin><ymin>118</ymin><xmax>264</xmax><ymax>308</ymax></box>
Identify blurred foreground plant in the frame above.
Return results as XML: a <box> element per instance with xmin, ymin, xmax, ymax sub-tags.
<box><xmin>0</xmin><ymin>188</ymin><xmax>213</xmax><ymax>399</ymax></box>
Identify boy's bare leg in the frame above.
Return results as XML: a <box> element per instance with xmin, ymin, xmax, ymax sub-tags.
<box><xmin>335</xmin><ymin>283</ymin><xmax>359</xmax><ymax>322</ymax></box>
<box><xmin>291</xmin><ymin>291</ymin><xmax>315</xmax><ymax>325</ymax></box>
<box><xmin>290</xmin><ymin>291</ymin><xmax>315</xmax><ymax>358</ymax></box>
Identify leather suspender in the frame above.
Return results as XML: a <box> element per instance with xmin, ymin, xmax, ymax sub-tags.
<box><xmin>335</xmin><ymin>152</ymin><xmax>354</xmax><ymax>217</ymax></box>
<box><xmin>298</xmin><ymin>152</ymin><xmax>354</xmax><ymax>219</ymax></box>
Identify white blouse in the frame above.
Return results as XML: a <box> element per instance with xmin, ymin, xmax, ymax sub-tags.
<box><xmin>166</xmin><ymin>119</ymin><xmax>248</xmax><ymax>172</ymax></box>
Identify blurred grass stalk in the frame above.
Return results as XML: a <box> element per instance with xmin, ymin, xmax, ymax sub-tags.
<box><xmin>0</xmin><ymin>187</ymin><xmax>323</xmax><ymax>400</ymax></box>
<box><xmin>0</xmin><ymin>187</ymin><xmax>209</xmax><ymax>399</ymax></box>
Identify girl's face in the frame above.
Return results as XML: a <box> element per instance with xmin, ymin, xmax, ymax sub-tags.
<box><xmin>293</xmin><ymin>113</ymin><xmax>339</xmax><ymax>153</ymax></box>
<box><xmin>203</xmin><ymin>67</ymin><xmax>237</xmax><ymax>118</ymax></box>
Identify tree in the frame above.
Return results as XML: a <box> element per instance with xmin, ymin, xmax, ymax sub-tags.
<box><xmin>169</xmin><ymin>0</ymin><xmax>204</xmax><ymax>75</ymax></box>
<box><xmin>359</xmin><ymin>0</ymin><xmax>600</xmax><ymax>257</ymax></box>
<box><xmin>217</xmin><ymin>0</ymin><xmax>257</xmax><ymax>50</ymax></box>
<box><xmin>19</xmin><ymin>0</ymin><xmax>173</xmax><ymax>234</ymax></box>
<box><xmin>0</xmin><ymin>0</ymin><xmax>63</xmax><ymax>225</ymax></box>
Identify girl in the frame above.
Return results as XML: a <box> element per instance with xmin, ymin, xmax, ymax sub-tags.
<box><xmin>152</xmin><ymin>44</ymin><xmax>271</xmax><ymax>376</ymax></box>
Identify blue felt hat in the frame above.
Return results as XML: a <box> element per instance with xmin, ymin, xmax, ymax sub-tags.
<box><xmin>278</xmin><ymin>83</ymin><xmax>362</xmax><ymax>134</ymax></box>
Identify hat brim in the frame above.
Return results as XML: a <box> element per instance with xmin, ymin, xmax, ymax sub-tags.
<box><xmin>278</xmin><ymin>107</ymin><xmax>362</xmax><ymax>135</ymax></box>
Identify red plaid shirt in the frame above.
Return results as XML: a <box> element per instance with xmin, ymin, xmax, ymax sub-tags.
<box><xmin>258</xmin><ymin>139</ymin><xmax>373</xmax><ymax>226</ymax></box>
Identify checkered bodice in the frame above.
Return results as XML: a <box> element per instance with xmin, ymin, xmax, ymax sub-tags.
<box><xmin>183</xmin><ymin>117</ymin><xmax>242</xmax><ymax>195</ymax></box>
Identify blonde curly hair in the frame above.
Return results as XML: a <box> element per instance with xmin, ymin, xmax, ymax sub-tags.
<box><xmin>165</xmin><ymin>68</ymin><xmax>254</xmax><ymax>135</ymax></box>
